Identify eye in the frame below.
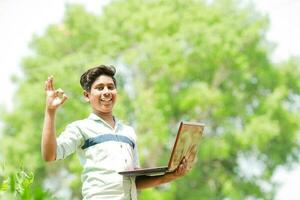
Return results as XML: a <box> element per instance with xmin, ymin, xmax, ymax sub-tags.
<box><xmin>96</xmin><ymin>86</ymin><xmax>104</xmax><ymax>90</ymax></box>
<box><xmin>108</xmin><ymin>85</ymin><xmax>115</xmax><ymax>90</ymax></box>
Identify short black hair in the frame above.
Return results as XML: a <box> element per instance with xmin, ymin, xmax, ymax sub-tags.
<box><xmin>80</xmin><ymin>65</ymin><xmax>117</xmax><ymax>91</ymax></box>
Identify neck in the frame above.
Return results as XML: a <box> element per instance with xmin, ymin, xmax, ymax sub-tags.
<box><xmin>93</xmin><ymin>111</ymin><xmax>115</xmax><ymax>128</ymax></box>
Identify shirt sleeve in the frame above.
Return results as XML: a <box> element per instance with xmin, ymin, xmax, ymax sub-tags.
<box><xmin>56</xmin><ymin>123</ymin><xmax>84</xmax><ymax>160</ymax></box>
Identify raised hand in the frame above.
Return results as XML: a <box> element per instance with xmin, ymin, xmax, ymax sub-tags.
<box><xmin>44</xmin><ymin>76</ymin><xmax>68</xmax><ymax>110</ymax></box>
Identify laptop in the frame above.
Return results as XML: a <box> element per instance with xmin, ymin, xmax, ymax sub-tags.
<box><xmin>118</xmin><ymin>121</ymin><xmax>204</xmax><ymax>177</ymax></box>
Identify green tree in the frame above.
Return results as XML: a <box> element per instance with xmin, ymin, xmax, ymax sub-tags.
<box><xmin>1</xmin><ymin>0</ymin><xmax>300</xmax><ymax>199</ymax></box>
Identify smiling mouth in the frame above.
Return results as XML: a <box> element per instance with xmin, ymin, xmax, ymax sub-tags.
<box><xmin>100</xmin><ymin>98</ymin><xmax>112</xmax><ymax>102</ymax></box>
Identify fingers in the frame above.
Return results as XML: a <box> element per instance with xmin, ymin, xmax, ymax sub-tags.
<box><xmin>55</xmin><ymin>88</ymin><xmax>67</xmax><ymax>99</ymax></box>
<box><xmin>49</xmin><ymin>76</ymin><xmax>54</xmax><ymax>90</ymax></box>
<box><xmin>179</xmin><ymin>160</ymin><xmax>187</xmax><ymax>172</ymax></box>
<box><xmin>55</xmin><ymin>88</ymin><xmax>68</xmax><ymax>105</ymax></box>
<box><xmin>176</xmin><ymin>157</ymin><xmax>188</xmax><ymax>176</ymax></box>
<box><xmin>60</xmin><ymin>94</ymin><xmax>68</xmax><ymax>105</ymax></box>
<box><xmin>55</xmin><ymin>88</ymin><xmax>64</xmax><ymax>97</ymax></box>
<box><xmin>45</xmin><ymin>75</ymin><xmax>54</xmax><ymax>91</ymax></box>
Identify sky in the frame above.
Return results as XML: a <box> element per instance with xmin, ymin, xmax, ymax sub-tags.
<box><xmin>0</xmin><ymin>0</ymin><xmax>300</xmax><ymax>199</ymax></box>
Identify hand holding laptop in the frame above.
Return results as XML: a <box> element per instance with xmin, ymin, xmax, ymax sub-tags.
<box><xmin>167</xmin><ymin>157</ymin><xmax>189</xmax><ymax>178</ymax></box>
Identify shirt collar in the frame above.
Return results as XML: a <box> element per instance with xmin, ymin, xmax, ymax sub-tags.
<box><xmin>88</xmin><ymin>113</ymin><xmax>120</xmax><ymax>129</ymax></box>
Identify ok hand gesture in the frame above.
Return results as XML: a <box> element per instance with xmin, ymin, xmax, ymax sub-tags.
<box><xmin>44</xmin><ymin>76</ymin><xmax>68</xmax><ymax>110</ymax></box>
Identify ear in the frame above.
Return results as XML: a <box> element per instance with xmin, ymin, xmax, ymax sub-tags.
<box><xmin>83</xmin><ymin>90</ymin><xmax>90</xmax><ymax>102</ymax></box>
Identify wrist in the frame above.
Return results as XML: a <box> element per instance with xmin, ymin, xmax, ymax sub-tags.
<box><xmin>164</xmin><ymin>172</ymin><xmax>177</xmax><ymax>181</ymax></box>
<box><xmin>45</xmin><ymin>107</ymin><xmax>57</xmax><ymax>115</ymax></box>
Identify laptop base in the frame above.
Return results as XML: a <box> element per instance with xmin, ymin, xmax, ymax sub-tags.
<box><xmin>119</xmin><ymin>166</ymin><xmax>168</xmax><ymax>177</ymax></box>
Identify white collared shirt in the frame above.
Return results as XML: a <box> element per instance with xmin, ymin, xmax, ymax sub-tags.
<box><xmin>56</xmin><ymin>113</ymin><xmax>139</xmax><ymax>200</ymax></box>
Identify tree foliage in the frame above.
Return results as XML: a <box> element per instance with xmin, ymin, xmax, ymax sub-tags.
<box><xmin>1</xmin><ymin>0</ymin><xmax>300</xmax><ymax>199</ymax></box>
<box><xmin>0</xmin><ymin>166</ymin><xmax>55</xmax><ymax>199</ymax></box>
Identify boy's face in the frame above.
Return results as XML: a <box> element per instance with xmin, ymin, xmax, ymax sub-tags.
<box><xmin>84</xmin><ymin>75</ymin><xmax>117</xmax><ymax>115</ymax></box>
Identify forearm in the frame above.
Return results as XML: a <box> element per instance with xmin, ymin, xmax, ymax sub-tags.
<box><xmin>135</xmin><ymin>172</ymin><xmax>177</xmax><ymax>190</ymax></box>
<box><xmin>41</xmin><ymin>108</ymin><xmax>57</xmax><ymax>161</ymax></box>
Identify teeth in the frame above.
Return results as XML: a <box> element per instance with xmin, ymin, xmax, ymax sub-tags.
<box><xmin>101</xmin><ymin>99</ymin><xmax>111</xmax><ymax>102</ymax></box>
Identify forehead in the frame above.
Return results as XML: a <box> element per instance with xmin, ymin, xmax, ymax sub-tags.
<box><xmin>92</xmin><ymin>75</ymin><xmax>115</xmax><ymax>86</ymax></box>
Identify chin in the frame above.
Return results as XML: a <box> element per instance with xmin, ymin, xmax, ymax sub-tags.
<box><xmin>99</xmin><ymin>107</ymin><xmax>113</xmax><ymax>113</ymax></box>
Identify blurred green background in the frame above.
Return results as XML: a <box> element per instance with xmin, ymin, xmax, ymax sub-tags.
<box><xmin>1</xmin><ymin>0</ymin><xmax>300</xmax><ymax>199</ymax></box>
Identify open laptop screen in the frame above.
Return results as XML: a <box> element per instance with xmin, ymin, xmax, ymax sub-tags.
<box><xmin>168</xmin><ymin>122</ymin><xmax>204</xmax><ymax>172</ymax></box>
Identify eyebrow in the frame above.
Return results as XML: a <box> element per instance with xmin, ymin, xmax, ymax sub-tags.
<box><xmin>94</xmin><ymin>83</ymin><xmax>115</xmax><ymax>87</ymax></box>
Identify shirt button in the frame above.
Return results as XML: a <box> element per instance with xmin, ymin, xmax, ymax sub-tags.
<box><xmin>120</xmin><ymin>144</ymin><xmax>123</xmax><ymax>148</ymax></box>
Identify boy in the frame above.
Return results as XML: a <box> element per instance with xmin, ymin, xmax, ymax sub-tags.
<box><xmin>41</xmin><ymin>65</ymin><xmax>188</xmax><ymax>200</ymax></box>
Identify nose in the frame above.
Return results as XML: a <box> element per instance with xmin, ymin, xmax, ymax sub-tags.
<box><xmin>102</xmin><ymin>87</ymin><xmax>111</xmax><ymax>96</ymax></box>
